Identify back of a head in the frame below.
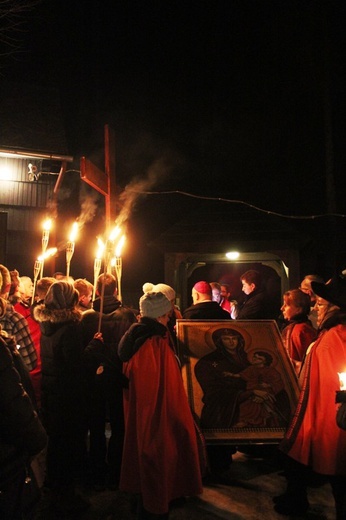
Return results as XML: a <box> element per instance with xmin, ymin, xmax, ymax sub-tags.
<box><xmin>44</xmin><ymin>281</ymin><xmax>79</xmax><ymax>310</ymax></box>
<box><xmin>142</xmin><ymin>282</ymin><xmax>175</xmax><ymax>302</ymax></box>
<box><xmin>139</xmin><ymin>291</ymin><xmax>172</xmax><ymax>319</ymax></box>
<box><xmin>53</xmin><ymin>272</ymin><xmax>66</xmax><ymax>281</ymax></box>
<box><xmin>240</xmin><ymin>269</ymin><xmax>261</xmax><ymax>287</ymax></box>
<box><xmin>301</xmin><ymin>274</ymin><xmax>324</xmax><ymax>299</ymax></box>
<box><xmin>0</xmin><ymin>264</ymin><xmax>11</xmax><ymax>297</ymax></box>
<box><xmin>36</xmin><ymin>277</ymin><xmax>56</xmax><ymax>301</ymax></box>
<box><xmin>19</xmin><ymin>276</ymin><xmax>33</xmax><ymax>299</ymax></box>
<box><xmin>193</xmin><ymin>281</ymin><xmax>212</xmax><ymax>300</ymax></box>
<box><xmin>9</xmin><ymin>269</ymin><xmax>20</xmax><ymax>298</ymax></box>
<box><xmin>97</xmin><ymin>273</ymin><xmax>117</xmax><ymax>297</ymax></box>
<box><xmin>74</xmin><ymin>278</ymin><xmax>93</xmax><ymax>298</ymax></box>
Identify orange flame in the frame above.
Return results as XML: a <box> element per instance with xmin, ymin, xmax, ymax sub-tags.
<box><xmin>69</xmin><ymin>222</ymin><xmax>79</xmax><ymax>242</ymax></box>
<box><xmin>38</xmin><ymin>247</ymin><xmax>57</xmax><ymax>261</ymax></box>
<box><xmin>115</xmin><ymin>235</ymin><xmax>126</xmax><ymax>257</ymax></box>
<box><xmin>43</xmin><ymin>218</ymin><xmax>52</xmax><ymax>231</ymax></box>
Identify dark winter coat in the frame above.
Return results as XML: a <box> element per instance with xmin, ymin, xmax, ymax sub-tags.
<box><xmin>33</xmin><ymin>305</ymin><xmax>84</xmax><ymax>433</ymax></box>
<box><xmin>118</xmin><ymin>318</ymin><xmax>168</xmax><ymax>362</ymax></box>
<box><xmin>236</xmin><ymin>289</ymin><xmax>274</xmax><ymax>320</ymax></box>
<box><xmin>80</xmin><ymin>296</ymin><xmax>137</xmax><ymax>382</ymax></box>
<box><xmin>0</xmin><ymin>336</ymin><xmax>47</xmax><ymax>489</ymax></box>
<box><xmin>0</xmin><ymin>332</ymin><xmax>37</xmax><ymax>410</ymax></box>
<box><xmin>182</xmin><ymin>301</ymin><xmax>231</xmax><ymax>320</ymax></box>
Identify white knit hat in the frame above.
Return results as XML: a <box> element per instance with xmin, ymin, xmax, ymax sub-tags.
<box><xmin>139</xmin><ymin>291</ymin><xmax>172</xmax><ymax>319</ymax></box>
<box><xmin>142</xmin><ymin>282</ymin><xmax>176</xmax><ymax>302</ymax></box>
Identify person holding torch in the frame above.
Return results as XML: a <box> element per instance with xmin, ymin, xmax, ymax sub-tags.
<box><xmin>80</xmin><ymin>273</ymin><xmax>137</xmax><ymax>491</ymax></box>
<box><xmin>275</xmin><ymin>273</ymin><xmax>346</xmax><ymax>519</ymax></box>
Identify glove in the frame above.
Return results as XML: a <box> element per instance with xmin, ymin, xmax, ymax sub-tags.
<box><xmin>336</xmin><ymin>402</ymin><xmax>346</xmax><ymax>431</ymax></box>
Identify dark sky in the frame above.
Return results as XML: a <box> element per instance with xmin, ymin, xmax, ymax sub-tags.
<box><xmin>2</xmin><ymin>0</ymin><xmax>346</xmax><ymax>285</ymax></box>
<box><xmin>4</xmin><ymin>0</ymin><xmax>345</xmax><ymax>210</ymax></box>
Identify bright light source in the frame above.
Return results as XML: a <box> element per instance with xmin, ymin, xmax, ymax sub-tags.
<box><xmin>0</xmin><ymin>166</ymin><xmax>12</xmax><ymax>181</ymax></box>
<box><xmin>226</xmin><ymin>251</ymin><xmax>240</xmax><ymax>260</ymax></box>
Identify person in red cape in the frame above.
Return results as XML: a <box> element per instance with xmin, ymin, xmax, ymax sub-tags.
<box><xmin>274</xmin><ymin>273</ymin><xmax>346</xmax><ymax>518</ymax></box>
<box><xmin>118</xmin><ymin>289</ymin><xmax>203</xmax><ymax>519</ymax></box>
<box><xmin>280</xmin><ymin>288</ymin><xmax>317</xmax><ymax>376</ymax></box>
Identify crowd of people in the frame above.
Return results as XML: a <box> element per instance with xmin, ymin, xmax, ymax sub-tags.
<box><xmin>0</xmin><ymin>262</ymin><xmax>346</xmax><ymax>519</ymax></box>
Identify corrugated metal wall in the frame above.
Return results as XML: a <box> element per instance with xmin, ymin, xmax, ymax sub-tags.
<box><xmin>0</xmin><ymin>158</ymin><xmax>56</xmax><ymax>274</ymax></box>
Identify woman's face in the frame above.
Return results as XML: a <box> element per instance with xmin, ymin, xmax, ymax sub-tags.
<box><xmin>220</xmin><ymin>335</ymin><xmax>239</xmax><ymax>350</ymax></box>
<box><xmin>281</xmin><ymin>295</ymin><xmax>301</xmax><ymax>321</ymax></box>
<box><xmin>314</xmin><ymin>297</ymin><xmax>332</xmax><ymax>327</ymax></box>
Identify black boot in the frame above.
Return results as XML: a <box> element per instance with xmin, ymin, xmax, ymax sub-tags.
<box><xmin>273</xmin><ymin>455</ymin><xmax>309</xmax><ymax>516</ymax></box>
<box><xmin>136</xmin><ymin>496</ymin><xmax>169</xmax><ymax>520</ymax></box>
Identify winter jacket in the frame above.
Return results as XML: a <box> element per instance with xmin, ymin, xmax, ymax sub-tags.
<box><xmin>0</xmin><ymin>298</ymin><xmax>37</xmax><ymax>370</ymax></box>
<box><xmin>80</xmin><ymin>296</ymin><xmax>137</xmax><ymax>382</ymax></box>
<box><xmin>182</xmin><ymin>301</ymin><xmax>231</xmax><ymax>320</ymax></box>
<box><xmin>14</xmin><ymin>300</ymin><xmax>42</xmax><ymax>409</ymax></box>
<box><xmin>33</xmin><ymin>304</ymin><xmax>85</xmax><ymax>433</ymax></box>
<box><xmin>0</xmin><ymin>337</ymin><xmax>47</xmax><ymax>488</ymax></box>
<box><xmin>236</xmin><ymin>289</ymin><xmax>274</xmax><ymax>320</ymax></box>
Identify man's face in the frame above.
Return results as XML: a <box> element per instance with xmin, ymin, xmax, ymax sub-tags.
<box><xmin>212</xmin><ymin>288</ymin><xmax>221</xmax><ymax>302</ymax></box>
<box><xmin>80</xmin><ymin>291</ymin><xmax>93</xmax><ymax>309</ymax></box>
<box><xmin>241</xmin><ymin>280</ymin><xmax>255</xmax><ymax>295</ymax></box>
<box><xmin>220</xmin><ymin>286</ymin><xmax>230</xmax><ymax>299</ymax></box>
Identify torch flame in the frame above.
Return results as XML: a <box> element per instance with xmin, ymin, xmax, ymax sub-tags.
<box><xmin>43</xmin><ymin>218</ymin><xmax>52</xmax><ymax>231</ymax></box>
<box><xmin>115</xmin><ymin>235</ymin><xmax>126</xmax><ymax>257</ymax></box>
<box><xmin>38</xmin><ymin>247</ymin><xmax>57</xmax><ymax>261</ymax></box>
<box><xmin>108</xmin><ymin>226</ymin><xmax>121</xmax><ymax>242</ymax></box>
<box><xmin>96</xmin><ymin>238</ymin><xmax>105</xmax><ymax>259</ymax></box>
<box><xmin>338</xmin><ymin>372</ymin><xmax>346</xmax><ymax>391</ymax></box>
<box><xmin>69</xmin><ymin>222</ymin><xmax>79</xmax><ymax>242</ymax></box>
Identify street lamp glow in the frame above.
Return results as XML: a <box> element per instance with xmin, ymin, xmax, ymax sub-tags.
<box><xmin>0</xmin><ymin>165</ymin><xmax>12</xmax><ymax>181</ymax></box>
<box><xmin>226</xmin><ymin>251</ymin><xmax>240</xmax><ymax>260</ymax></box>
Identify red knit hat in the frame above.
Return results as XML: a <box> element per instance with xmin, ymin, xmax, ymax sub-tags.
<box><xmin>193</xmin><ymin>281</ymin><xmax>212</xmax><ymax>295</ymax></box>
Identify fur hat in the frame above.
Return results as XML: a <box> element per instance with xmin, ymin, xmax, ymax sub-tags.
<box><xmin>139</xmin><ymin>291</ymin><xmax>172</xmax><ymax>319</ymax></box>
<box><xmin>193</xmin><ymin>281</ymin><xmax>212</xmax><ymax>295</ymax></box>
<box><xmin>143</xmin><ymin>282</ymin><xmax>176</xmax><ymax>302</ymax></box>
<box><xmin>311</xmin><ymin>274</ymin><xmax>346</xmax><ymax>310</ymax></box>
<box><xmin>44</xmin><ymin>281</ymin><xmax>79</xmax><ymax>310</ymax></box>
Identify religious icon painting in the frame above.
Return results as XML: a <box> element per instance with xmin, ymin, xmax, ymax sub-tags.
<box><xmin>176</xmin><ymin>319</ymin><xmax>300</xmax><ymax>444</ymax></box>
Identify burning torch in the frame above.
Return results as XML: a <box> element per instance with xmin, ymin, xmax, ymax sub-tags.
<box><xmin>66</xmin><ymin>222</ymin><xmax>79</xmax><ymax>278</ymax></box>
<box><xmin>97</xmin><ymin>226</ymin><xmax>121</xmax><ymax>332</ymax></box>
<box><xmin>93</xmin><ymin>238</ymin><xmax>105</xmax><ymax>304</ymax></box>
<box><xmin>40</xmin><ymin>218</ymin><xmax>52</xmax><ymax>278</ymax></box>
<box><xmin>32</xmin><ymin>247</ymin><xmax>57</xmax><ymax>304</ymax></box>
<box><xmin>114</xmin><ymin>234</ymin><xmax>126</xmax><ymax>303</ymax></box>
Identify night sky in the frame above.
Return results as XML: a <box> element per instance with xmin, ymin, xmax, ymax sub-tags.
<box><xmin>2</xmin><ymin>0</ymin><xmax>346</xmax><ymax>286</ymax></box>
